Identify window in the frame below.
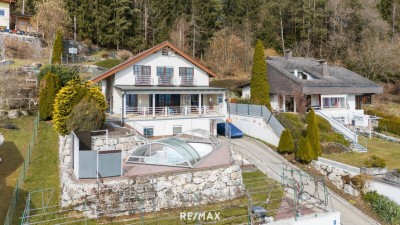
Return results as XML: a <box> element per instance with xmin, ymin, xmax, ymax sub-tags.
<box><xmin>218</xmin><ymin>95</ymin><xmax>223</xmax><ymax>104</ymax></box>
<box><xmin>322</xmin><ymin>96</ymin><xmax>346</xmax><ymax>108</ymax></box>
<box><xmin>133</xmin><ymin>65</ymin><xmax>151</xmax><ymax>75</ymax></box>
<box><xmin>173</xmin><ymin>126</ymin><xmax>182</xmax><ymax>135</ymax></box>
<box><xmin>179</xmin><ymin>67</ymin><xmax>194</xmax><ymax>85</ymax></box>
<box><xmin>0</xmin><ymin>10</ymin><xmax>5</xmax><ymax>16</ymax></box>
<box><xmin>162</xmin><ymin>48</ymin><xmax>168</xmax><ymax>55</ymax></box>
<box><xmin>143</xmin><ymin>127</ymin><xmax>154</xmax><ymax>138</ymax></box>
<box><xmin>157</xmin><ymin>67</ymin><xmax>173</xmax><ymax>77</ymax></box>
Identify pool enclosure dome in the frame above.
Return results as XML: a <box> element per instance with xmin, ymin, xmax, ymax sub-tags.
<box><xmin>126</xmin><ymin>129</ymin><xmax>222</xmax><ymax>168</ymax></box>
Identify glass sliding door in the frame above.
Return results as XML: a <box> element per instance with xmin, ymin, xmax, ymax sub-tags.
<box><xmin>126</xmin><ymin>94</ymin><xmax>138</xmax><ymax>111</ymax></box>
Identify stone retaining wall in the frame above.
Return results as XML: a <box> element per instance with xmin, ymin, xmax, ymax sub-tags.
<box><xmin>312</xmin><ymin>160</ymin><xmax>362</xmax><ymax>196</ymax></box>
<box><xmin>359</xmin><ymin>130</ymin><xmax>400</xmax><ymax>143</ymax></box>
<box><xmin>59</xmin><ymin>135</ymin><xmax>245</xmax><ymax>218</ymax></box>
<box><xmin>91</xmin><ymin>134</ymin><xmax>139</xmax><ymax>158</ymax></box>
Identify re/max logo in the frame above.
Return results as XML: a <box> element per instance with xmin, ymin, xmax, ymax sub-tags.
<box><xmin>180</xmin><ymin>212</ymin><xmax>221</xmax><ymax>221</ymax></box>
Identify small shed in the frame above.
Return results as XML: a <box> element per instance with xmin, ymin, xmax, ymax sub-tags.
<box><xmin>71</xmin><ymin>131</ymin><xmax>122</xmax><ymax>179</ymax></box>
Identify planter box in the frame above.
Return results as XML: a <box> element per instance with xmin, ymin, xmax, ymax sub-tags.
<box><xmin>384</xmin><ymin>172</ymin><xmax>400</xmax><ymax>185</ymax></box>
<box><xmin>360</xmin><ymin>167</ymin><xmax>387</xmax><ymax>175</ymax></box>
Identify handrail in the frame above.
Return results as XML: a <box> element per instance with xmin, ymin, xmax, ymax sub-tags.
<box><xmin>316</xmin><ymin>110</ymin><xmax>357</xmax><ymax>142</ymax></box>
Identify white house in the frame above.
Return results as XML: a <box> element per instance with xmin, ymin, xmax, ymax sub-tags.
<box><xmin>0</xmin><ymin>0</ymin><xmax>13</xmax><ymax>29</ymax></box>
<box><xmin>92</xmin><ymin>41</ymin><xmax>226</xmax><ymax>137</ymax></box>
<box><xmin>240</xmin><ymin>51</ymin><xmax>383</xmax><ymax>126</ymax></box>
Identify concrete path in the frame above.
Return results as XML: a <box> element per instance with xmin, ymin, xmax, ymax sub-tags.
<box><xmin>225</xmin><ymin>137</ymin><xmax>380</xmax><ymax>225</ymax></box>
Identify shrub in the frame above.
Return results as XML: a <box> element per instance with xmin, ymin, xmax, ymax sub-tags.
<box><xmin>250</xmin><ymin>39</ymin><xmax>271</xmax><ymax>110</ymax></box>
<box><xmin>99</xmin><ymin>51</ymin><xmax>109</xmax><ymax>58</ymax></box>
<box><xmin>95</xmin><ymin>59</ymin><xmax>123</xmax><ymax>69</ymax></box>
<box><xmin>296</xmin><ymin>136</ymin><xmax>314</xmax><ymax>164</ymax></box>
<box><xmin>364</xmin><ymin>155</ymin><xmax>386</xmax><ymax>168</ymax></box>
<box><xmin>276</xmin><ymin>113</ymin><xmax>305</xmax><ymax>141</ymax></box>
<box><xmin>53</xmin><ymin>78</ymin><xmax>107</xmax><ymax>135</ymax></box>
<box><xmin>39</xmin><ymin>72</ymin><xmax>61</xmax><ymax>120</ymax></box>
<box><xmin>117</xmin><ymin>50</ymin><xmax>133</xmax><ymax>61</ymax></box>
<box><xmin>278</xmin><ymin>129</ymin><xmax>295</xmax><ymax>153</ymax></box>
<box><xmin>236</xmin><ymin>98</ymin><xmax>251</xmax><ymax>104</ymax></box>
<box><xmin>37</xmin><ymin>65</ymin><xmax>79</xmax><ymax>86</ymax></box>
<box><xmin>66</xmin><ymin>95</ymin><xmax>105</xmax><ymax>132</ymax></box>
<box><xmin>51</xmin><ymin>30</ymin><xmax>63</xmax><ymax>64</ymax></box>
<box><xmin>364</xmin><ymin>191</ymin><xmax>400</xmax><ymax>224</ymax></box>
<box><xmin>320</xmin><ymin>132</ymin><xmax>350</xmax><ymax>147</ymax></box>
<box><xmin>306</xmin><ymin>108</ymin><xmax>321</xmax><ymax>159</ymax></box>
<box><xmin>365</xmin><ymin>107</ymin><xmax>400</xmax><ymax>136</ymax></box>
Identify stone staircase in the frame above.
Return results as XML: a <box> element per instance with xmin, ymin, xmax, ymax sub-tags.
<box><xmin>316</xmin><ymin>111</ymin><xmax>367</xmax><ymax>152</ymax></box>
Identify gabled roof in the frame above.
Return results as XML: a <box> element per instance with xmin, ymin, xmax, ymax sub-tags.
<box><xmin>0</xmin><ymin>0</ymin><xmax>15</xmax><ymax>3</ymax></box>
<box><xmin>91</xmin><ymin>41</ymin><xmax>217</xmax><ymax>83</ymax></box>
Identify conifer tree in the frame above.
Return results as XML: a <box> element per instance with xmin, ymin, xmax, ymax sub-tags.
<box><xmin>39</xmin><ymin>72</ymin><xmax>62</xmax><ymax>121</ymax></box>
<box><xmin>277</xmin><ymin>129</ymin><xmax>295</xmax><ymax>153</ymax></box>
<box><xmin>296</xmin><ymin>136</ymin><xmax>313</xmax><ymax>164</ymax></box>
<box><xmin>250</xmin><ymin>39</ymin><xmax>271</xmax><ymax>110</ymax></box>
<box><xmin>306</xmin><ymin>108</ymin><xmax>322</xmax><ymax>158</ymax></box>
<box><xmin>51</xmin><ymin>30</ymin><xmax>63</xmax><ymax>64</ymax></box>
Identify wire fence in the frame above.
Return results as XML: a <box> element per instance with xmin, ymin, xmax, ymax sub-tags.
<box><xmin>4</xmin><ymin>113</ymin><xmax>40</xmax><ymax>225</ymax></box>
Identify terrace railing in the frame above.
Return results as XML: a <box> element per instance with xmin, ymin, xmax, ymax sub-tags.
<box><xmin>180</xmin><ymin>76</ymin><xmax>195</xmax><ymax>86</ymax></box>
<box><xmin>125</xmin><ymin>105</ymin><xmax>223</xmax><ymax>118</ymax></box>
<box><xmin>134</xmin><ymin>74</ymin><xmax>152</xmax><ymax>85</ymax></box>
<box><xmin>158</xmin><ymin>76</ymin><xmax>173</xmax><ymax>86</ymax></box>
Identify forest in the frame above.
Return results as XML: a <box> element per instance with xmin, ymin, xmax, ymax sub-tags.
<box><xmin>11</xmin><ymin>0</ymin><xmax>400</xmax><ymax>82</ymax></box>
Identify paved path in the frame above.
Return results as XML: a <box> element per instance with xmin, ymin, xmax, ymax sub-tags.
<box><xmin>225</xmin><ymin>137</ymin><xmax>380</xmax><ymax>225</ymax></box>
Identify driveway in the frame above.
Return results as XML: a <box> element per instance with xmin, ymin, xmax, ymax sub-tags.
<box><xmin>225</xmin><ymin>137</ymin><xmax>380</xmax><ymax>225</ymax></box>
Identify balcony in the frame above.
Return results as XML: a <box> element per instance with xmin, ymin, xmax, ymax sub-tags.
<box><xmin>135</xmin><ymin>74</ymin><xmax>151</xmax><ymax>85</ymax></box>
<box><xmin>123</xmin><ymin>105</ymin><xmax>223</xmax><ymax>120</ymax></box>
<box><xmin>180</xmin><ymin>76</ymin><xmax>195</xmax><ymax>86</ymax></box>
<box><xmin>158</xmin><ymin>76</ymin><xmax>173</xmax><ymax>86</ymax></box>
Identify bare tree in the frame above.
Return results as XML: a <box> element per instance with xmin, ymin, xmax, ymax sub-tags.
<box><xmin>32</xmin><ymin>0</ymin><xmax>68</xmax><ymax>45</ymax></box>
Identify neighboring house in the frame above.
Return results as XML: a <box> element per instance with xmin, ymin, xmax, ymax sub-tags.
<box><xmin>0</xmin><ymin>0</ymin><xmax>14</xmax><ymax>29</ymax></box>
<box><xmin>14</xmin><ymin>14</ymin><xmax>34</xmax><ymax>32</ymax></box>
<box><xmin>240</xmin><ymin>51</ymin><xmax>383</xmax><ymax>125</ymax></box>
<box><xmin>92</xmin><ymin>41</ymin><xmax>226</xmax><ymax>137</ymax></box>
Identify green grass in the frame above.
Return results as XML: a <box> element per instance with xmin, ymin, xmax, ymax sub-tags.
<box><xmin>0</xmin><ymin>114</ymin><xmax>36</xmax><ymax>221</ymax></box>
<box><xmin>323</xmin><ymin>136</ymin><xmax>400</xmax><ymax>170</ymax></box>
<box><xmin>13</xmin><ymin>121</ymin><xmax>60</xmax><ymax>224</ymax></box>
<box><xmin>95</xmin><ymin>59</ymin><xmax>123</xmax><ymax>69</ymax></box>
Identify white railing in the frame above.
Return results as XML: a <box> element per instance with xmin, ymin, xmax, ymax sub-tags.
<box><xmin>316</xmin><ymin>110</ymin><xmax>358</xmax><ymax>142</ymax></box>
<box><xmin>157</xmin><ymin>76</ymin><xmax>173</xmax><ymax>86</ymax></box>
<box><xmin>180</xmin><ymin>76</ymin><xmax>196</xmax><ymax>85</ymax></box>
<box><xmin>125</xmin><ymin>105</ymin><xmax>223</xmax><ymax>118</ymax></box>
<box><xmin>134</xmin><ymin>74</ymin><xmax>152</xmax><ymax>85</ymax></box>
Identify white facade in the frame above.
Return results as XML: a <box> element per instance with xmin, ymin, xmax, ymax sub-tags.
<box><xmin>114</xmin><ymin>50</ymin><xmax>209</xmax><ymax>87</ymax></box>
<box><xmin>241</xmin><ymin>85</ymin><xmax>250</xmax><ymax>98</ymax></box>
<box><xmin>0</xmin><ymin>2</ymin><xmax>11</xmax><ymax>29</ymax></box>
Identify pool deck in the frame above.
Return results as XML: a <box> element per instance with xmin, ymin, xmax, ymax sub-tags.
<box><xmin>123</xmin><ymin>142</ymin><xmax>232</xmax><ymax>177</ymax></box>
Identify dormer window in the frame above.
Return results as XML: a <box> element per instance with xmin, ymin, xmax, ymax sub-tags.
<box><xmin>289</xmin><ymin>69</ymin><xmax>315</xmax><ymax>80</ymax></box>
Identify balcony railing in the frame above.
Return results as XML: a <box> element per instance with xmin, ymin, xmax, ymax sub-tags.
<box><xmin>135</xmin><ymin>74</ymin><xmax>151</xmax><ymax>85</ymax></box>
<box><xmin>158</xmin><ymin>76</ymin><xmax>173</xmax><ymax>86</ymax></box>
<box><xmin>180</xmin><ymin>76</ymin><xmax>195</xmax><ymax>86</ymax></box>
<box><xmin>125</xmin><ymin>105</ymin><xmax>223</xmax><ymax>118</ymax></box>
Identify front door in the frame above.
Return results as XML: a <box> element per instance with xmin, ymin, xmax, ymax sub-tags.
<box><xmin>356</xmin><ymin>95</ymin><xmax>362</xmax><ymax>110</ymax></box>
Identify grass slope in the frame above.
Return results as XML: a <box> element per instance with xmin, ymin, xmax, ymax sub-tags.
<box><xmin>0</xmin><ymin>115</ymin><xmax>36</xmax><ymax>221</ymax></box>
<box><xmin>323</xmin><ymin>136</ymin><xmax>400</xmax><ymax>170</ymax></box>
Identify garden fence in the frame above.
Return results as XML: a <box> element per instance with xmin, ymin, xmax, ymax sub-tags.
<box><xmin>4</xmin><ymin>113</ymin><xmax>39</xmax><ymax>225</ymax></box>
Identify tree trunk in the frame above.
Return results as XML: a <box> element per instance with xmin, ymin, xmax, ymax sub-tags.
<box><xmin>279</xmin><ymin>6</ymin><xmax>285</xmax><ymax>51</ymax></box>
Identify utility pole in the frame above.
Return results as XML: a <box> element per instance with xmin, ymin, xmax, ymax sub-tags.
<box><xmin>74</xmin><ymin>15</ymin><xmax>77</xmax><ymax>42</ymax></box>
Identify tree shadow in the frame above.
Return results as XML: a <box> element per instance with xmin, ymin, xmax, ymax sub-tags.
<box><xmin>0</xmin><ymin>141</ymin><xmax>25</xmax><ymax>222</ymax></box>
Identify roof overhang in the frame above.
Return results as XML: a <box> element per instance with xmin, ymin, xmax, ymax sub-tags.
<box><xmin>303</xmin><ymin>86</ymin><xmax>384</xmax><ymax>95</ymax></box>
<box><xmin>91</xmin><ymin>41</ymin><xmax>217</xmax><ymax>83</ymax></box>
<box><xmin>115</xmin><ymin>85</ymin><xmax>226</xmax><ymax>94</ymax></box>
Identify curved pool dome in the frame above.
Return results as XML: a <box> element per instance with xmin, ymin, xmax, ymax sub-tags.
<box><xmin>126</xmin><ymin>129</ymin><xmax>222</xmax><ymax>168</ymax></box>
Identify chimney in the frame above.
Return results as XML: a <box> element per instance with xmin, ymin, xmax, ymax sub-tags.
<box><xmin>284</xmin><ymin>49</ymin><xmax>292</xmax><ymax>60</ymax></box>
<box><xmin>317</xmin><ymin>59</ymin><xmax>330</xmax><ymax>77</ymax></box>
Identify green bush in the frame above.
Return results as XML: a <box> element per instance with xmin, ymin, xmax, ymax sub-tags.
<box><xmin>95</xmin><ymin>59</ymin><xmax>123</xmax><ymax>69</ymax></box>
<box><xmin>364</xmin><ymin>191</ymin><xmax>400</xmax><ymax>224</ymax></box>
<box><xmin>53</xmin><ymin>78</ymin><xmax>107</xmax><ymax>135</ymax></box>
<box><xmin>364</xmin><ymin>155</ymin><xmax>386</xmax><ymax>168</ymax></box>
<box><xmin>320</xmin><ymin>132</ymin><xmax>350</xmax><ymax>147</ymax></box>
<box><xmin>37</xmin><ymin>65</ymin><xmax>79</xmax><ymax>86</ymax></box>
<box><xmin>276</xmin><ymin>113</ymin><xmax>305</xmax><ymax>141</ymax></box>
<box><xmin>278</xmin><ymin>129</ymin><xmax>295</xmax><ymax>153</ymax></box>
<box><xmin>306</xmin><ymin>108</ymin><xmax>321</xmax><ymax>159</ymax></box>
<box><xmin>66</xmin><ymin>95</ymin><xmax>106</xmax><ymax>132</ymax></box>
<box><xmin>296</xmin><ymin>136</ymin><xmax>314</xmax><ymax>164</ymax></box>
<box><xmin>236</xmin><ymin>98</ymin><xmax>252</xmax><ymax>104</ymax></box>
<box><xmin>316</xmin><ymin>115</ymin><xmax>331</xmax><ymax>132</ymax></box>
<box><xmin>51</xmin><ymin>30</ymin><xmax>63</xmax><ymax>64</ymax></box>
<box><xmin>365</xmin><ymin>107</ymin><xmax>400</xmax><ymax>136</ymax></box>
<box><xmin>39</xmin><ymin>72</ymin><xmax>61</xmax><ymax>120</ymax></box>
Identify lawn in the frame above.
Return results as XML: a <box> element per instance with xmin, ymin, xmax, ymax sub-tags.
<box><xmin>0</xmin><ymin>114</ymin><xmax>37</xmax><ymax>221</ymax></box>
<box><xmin>13</xmin><ymin>121</ymin><xmax>60</xmax><ymax>224</ymax></box>
<box><xmin>322</xmin><ymin>136</ymin><xmax>400</xmax><ymax>170</ymax></box>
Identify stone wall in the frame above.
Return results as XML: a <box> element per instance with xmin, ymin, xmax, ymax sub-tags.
<box><xmin>59</xmin><ymin>135</ymin><xmax>245</xmax><ymax>218</ymax></box>
<box><xmin>91</xmin><ymin>134</ymin><xmax>139</xmax><ymax>158</ymax></box>
<box><xmin>311</xmin><ymin>160</ymin><xmax>362</xmax><ymax>196</ymax></box>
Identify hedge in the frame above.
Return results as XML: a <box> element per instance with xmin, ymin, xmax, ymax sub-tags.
<box><xmin>365</xmin><ymin>107</ymin><xmax>400</xmax><ymax>136</ymax></box>
<box><xmin>38</xmin><ymin>72</ymin><xmax>61</xmax><ymax>120</ymax></box>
